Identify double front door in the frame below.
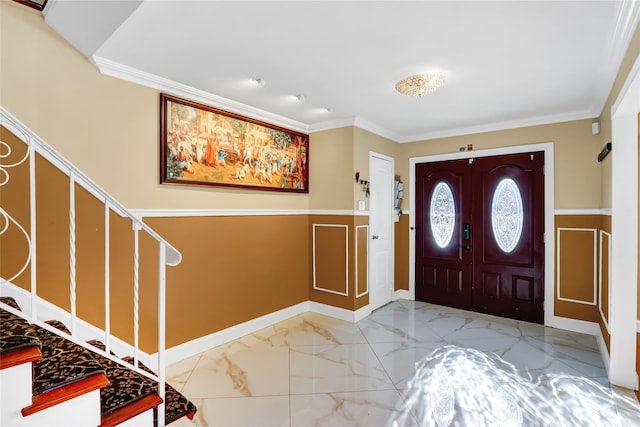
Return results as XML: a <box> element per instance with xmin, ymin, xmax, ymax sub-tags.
<box><xmin>415</xmin><ymin>152</ymin><xmax>545</xmax><ymax>323</ymax></box>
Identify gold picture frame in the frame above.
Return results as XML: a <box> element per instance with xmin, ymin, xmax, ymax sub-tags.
<box><xmin>160</xmin><ymin>94</ymin><xmax>309</xmax><ymax>193</ymax></box>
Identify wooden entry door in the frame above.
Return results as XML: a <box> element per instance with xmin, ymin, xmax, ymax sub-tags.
<box><xmin>415</xmin><ymin>152</ymin><xmax>545</xmax><ymax>323</ymax></box>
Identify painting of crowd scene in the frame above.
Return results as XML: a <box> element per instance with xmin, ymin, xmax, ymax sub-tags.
<box><xmin>160</xmin><ymin>94</ymin><xmax>309</xmax><ymax>193</ymax></box>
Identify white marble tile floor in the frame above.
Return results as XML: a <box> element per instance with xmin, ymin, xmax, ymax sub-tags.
<box><xmin>167</xmin><ymin>300</ymin><xmax>640</xmax><ymax>426</ymax></box>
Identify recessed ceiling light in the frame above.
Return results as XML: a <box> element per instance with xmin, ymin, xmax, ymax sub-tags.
<box><xmin>295</xmin><ymin>94</ymin><xmax>306</xmax><ymax>102</ymax></box>
<box><xmin>395</xmin><ymin>73</ymin><xmax>444</xmax><ymax>97</ymax></box>
<box><xmin>251</xmin><ymin>77</ymin><xmax>266</xmax><ymax>87</ymax></box>
<box><xmin>322</xmin><ymin>107</ymin><xmax>333</xmax><ymax>113</ymax></box>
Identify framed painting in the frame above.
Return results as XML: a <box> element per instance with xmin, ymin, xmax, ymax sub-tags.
<box><xmin>160</xmin><ymin>94</ymin><xmax>309</xmax><ymax>193</ymax></box>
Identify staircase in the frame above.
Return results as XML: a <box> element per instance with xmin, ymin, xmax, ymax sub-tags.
<box><xmin>0</xmin><ymin>105</ymin><xmax>195</xmax><ymax>426</ymax></box>
<box><xmin>0</xmin><ymin>296</ymin><xmax>196</xmax><ymax>426</ymax></box>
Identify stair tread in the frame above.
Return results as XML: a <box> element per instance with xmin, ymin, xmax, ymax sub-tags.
<box><xmin>0</xmin><ymin>305</ymin><xmax>32</xmax><ymax>337</ymax></box>
<box><xmin>123</xmin><ymin>356</ymin><xmax>198</xmax><ymax>425</ymax></box>
<box><xmin>0</xmin><ymin>345</ymin><xmax>42</xmax><ymax>370</ymax></box>
<box><xmin>86</xmin><ymin>342</ymin><xmax>158</xmax><ymax>416</ymax></box>
<box><xmin>22</xmin><ymin>372</ymin><xmax>110</xmax><ymax>417</ymax></box>
<box><xmin>99</xmin><ymin>393</ymin><xmax>164</xmax><ymax>427</ymax></box>
<box><xmin>1</xmin><ymin>301</ymin><xmax>194</xmax><ymax>424</ymax></box>
<box><xmin>45</xmin><ymin>319</ymin><xmax>71</xmax><ymax>334</ymax></box>
<box><xmin>26</xmin><ymin>324</ymin><xmax>107</xmax><ymax>396</ymax></box>
<box><xmin>0</xmin><ymin>334</ymin><xmax>42</xmax><ymax>356</ymax></box>
<box><xmin>0</xmin><ymin>305</ymin><xmax>42</xmax><ymax>366</ymax></box>
<box><xmin>0</xmin><ymin>296</ymin><xmax>22</xmax><ymax>311</ymax></box>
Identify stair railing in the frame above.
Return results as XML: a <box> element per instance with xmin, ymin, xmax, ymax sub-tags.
<box><xmin>0</xmin><ymin>106</ymin><xmax>181</xmax><ymax>427</ymax></box>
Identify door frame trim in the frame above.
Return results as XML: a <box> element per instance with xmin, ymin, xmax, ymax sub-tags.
<box><xmin>368</xmin><ymin>151</ymin><xmax>395</xmax><ymax>310</ymax></box>
<box><xmin>408</xmin><ymin>142</ymin><xmax>555</xmax><ymax>325</ymax></box>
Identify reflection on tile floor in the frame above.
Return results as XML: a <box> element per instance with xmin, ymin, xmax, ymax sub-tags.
<box><xmin>167</xmin><ymin>300</ymin><xmax>640</xmax><ymax>426</ymax></box>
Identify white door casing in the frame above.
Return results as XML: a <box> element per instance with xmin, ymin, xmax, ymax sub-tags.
<box><xmin>369</xmin><ymin>152</ymin><xmax>394</xmax><ymax>311</ymax></box>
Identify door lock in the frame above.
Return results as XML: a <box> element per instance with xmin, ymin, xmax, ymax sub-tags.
<box><xmin>463</xmin><ymin>224</ymin><xmax>471</xmax><ymax>240</ymax></box>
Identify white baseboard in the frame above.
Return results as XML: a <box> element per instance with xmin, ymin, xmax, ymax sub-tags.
<box><xmin>163</xmin><ymin>301</ymin><xmax>372</xmax><ymax>364</ymax></box>
<box><xmin>308</xmin><ymin>301</ymin><xmax>371</xmax><ymax>323</ymax></box>
<box><xmin>595</xmin><ymin>326</ymin><xmax>611</xmax><ymax>377</ymax></box>
<box><xmin>545</xmin><ymin>315</ymin><xmax>600</xmax><ymax>336</ymax></box>
<box><xmin>1</xmin><ymin>279</ymin><xmax>386</xmax><ymax>367</ymax></box>
<box><xmin>393</xmin><ymin>289</ymin><xmax>412</xmax><ymax>301</ymax></box>
<box><xmin>161</xmin><ymin>301</ymin><xmax>310</xmax><ymax>365</ymax></box>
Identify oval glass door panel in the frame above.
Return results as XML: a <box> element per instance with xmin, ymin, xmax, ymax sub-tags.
<box><xmin>491</xmin><ymin>178</ymin><xmax>523</xmax><ymax>253</ymax></box>
<box><xmin>430</xmin><ymin>181</ymin><xmax>455</xmax><ymax>248</ymax></box>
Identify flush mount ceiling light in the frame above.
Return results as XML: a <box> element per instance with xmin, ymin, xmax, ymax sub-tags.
<box><xmin>395</xmin><ymin>73</ymin><xmax>445</xmax><ymax>97</ymax></box>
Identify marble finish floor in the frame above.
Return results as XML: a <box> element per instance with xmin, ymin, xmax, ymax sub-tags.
<box><xmin>166</xmin><ymin>300</ymin><xmax>640</xmax><ymax>426</ymax></box>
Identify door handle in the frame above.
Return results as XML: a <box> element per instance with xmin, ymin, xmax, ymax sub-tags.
<box><xmin>372</xmin><ymin>235</ymin><xmax>379</xmax><ymax>240</ymax></box>
<box><xmin>463</xmin><ymin>224</ymin><xmax>471</xmax><ymax>240</ymax></box>
<box><xmin>462</xmin><ymin>244</ymin><xmax>471</xmax><ymax>250</ymax></box>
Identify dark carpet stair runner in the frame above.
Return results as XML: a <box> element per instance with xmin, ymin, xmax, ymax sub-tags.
<box><xmin>0</xmin><ymin>298</ymin><xmax>42</xmax><ymax>370</ymax></box>
<box><xmin>0</xmin><ymin>297</ymin><xmax>197</xmax><ymax>425</ymax></box>
<box><xmin>93</xmin><ymin>341</ymin><xmax>197</xmax><ymax>425</ymax></box>
<box><xmin>0</xmin><ymin>297</ymin><xmax>110</xmax><ymax>416</ymax></box>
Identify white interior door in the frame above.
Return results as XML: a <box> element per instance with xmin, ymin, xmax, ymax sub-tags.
<box><xmin>369</xmin><ymin>152</ymin><xmax>394</xmax><ymax>311</ymax></box>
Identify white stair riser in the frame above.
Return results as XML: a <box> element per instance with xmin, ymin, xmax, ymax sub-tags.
<box><xmin>1</xmin><ymin>384</ymin><xmax>101</xmax><ymax>426</ymax></box>
<box><xmin>0</xmin><ymin>363</ymin><xmax>33</xmax><ymax>414</ymax></box>
<box><xmin>0</xmin><ymin>363</ymin><xmax>33</xmax><ymax>421</ymax></box>
<box><xmin>118</xmin><ymin>408</ymin><xmax>154</xmax><ymax>427</ymax></box>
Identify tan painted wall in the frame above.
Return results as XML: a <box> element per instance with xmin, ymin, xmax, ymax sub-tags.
<box><xmin>308</xmin><ymin>215</ymin><xmax>369</xmax><ymax>311</ymax></box>
<box><xmin>598</xmin><ymin>20</ymin><xmax>640</xmax><ymax>163</ymax></box>
<box><xmin>0</xmin><ymin>129</ymin><xmax>312</xmax><ymax>350</ymax></box>
<box><xmin>1</xmin><ymin>2</ymin><xmax>611</xmax><ymax>214</ymax></box>
<box><xmin>1</xmin><ymin>1</ymin><xmax>309</xmax><ymax>211</ymax></box>
<box><xmin>554</xmin><ymin>214</ymin><xmax>611</xmax><ymax>350</ymax></box>
<box><xmin>397</xmin><ymin>119</ymin><xmax>602</xmax><ymax>209</ymax></box>
<box><xmin>308</xmin><ymin>127</ymin><xmax>354</xmax><ymax>210</ymax></box>
<box><xmin>353</xmin><ymin>128</ymin><xmax>398</xmax><ymax>210</ymax></box>
<box><xmin>145</xmin><ymin>215</ymin><xmax>310</xmax><ymax>348</ymax></box>
<box><xmin>3</xmin><ymin>0</ymin><xmax>638</xmax><ymax>341</ymax></box>
<box><xmin>0</xmin><ymin>127</ymin><xmax>31</xmax><ymax>285</ymax></box>
<box><xmin>0</xmin><ymin>128</ymin><xmax>162</xmax><ymax>350</ymax></box>
<box><xmin>596</xmin><ymin>24</ymin><xmax>640</xmax><ymax>320</ymax></box>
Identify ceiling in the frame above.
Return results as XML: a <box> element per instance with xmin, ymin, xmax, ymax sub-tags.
<box><xmin>43</xmin><ymin>1</ymin><xmax>640</xmax><ymax>142</ymax></box>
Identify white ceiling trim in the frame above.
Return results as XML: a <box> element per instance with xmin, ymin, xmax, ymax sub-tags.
<box><xmin>309</xmin><ymin>117</ymin><xmax>359</xmax><ymax>134</ymax></box>
<box><xmin>92</xmin><ymin>55</ymin><xmax>408</xmax><ymax>142</ymax></box>
<box><xmin>41</xmin><ymin>1</ymin><xmax>640</xmax><ymax>145</ymax></box>
<box><xmin>397</xmin><ymin>109</ymin><xmax>598</xmax><ymax>143</ymax></box>
<box><xmin>91</xmin><ymin>56</ymin><xmax>311</xmax><ymax>135</ymax></box>
<box><xmin>92</xmin><ymin>54</ymin><xmax>597</xmax><ymax>145</ymax></box>
<box><xmin>89</xmin><ymin>54</ymin><xmax>606</xmax><ymax>144</ymax></box>
<box><xmin>588</xmin><ymin>0</ymin><xmax>640</xmax><ymax>115</ymax></box>
<box><xmin>90</xmin><ymin>54</ymin><xmax>604</xmax><ymax>144</ymax></box>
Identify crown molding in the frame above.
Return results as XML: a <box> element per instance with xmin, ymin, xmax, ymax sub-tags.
<box><xmin>91</xmin><ymin>56</ymin><xmax>310</xmax><ymax>135</ymax></box>
<box><xmin>397</xmin><ymin>109</ymin><xmax>598</xmax><ymax>143</ymax></box>
<box><xmin>352</xmin><ymin>116</ymin><xmax>402</xmax><ymax>142</ymax></box>
<box><xmin>593</xmin><ymin>0</ymin><xmax>640</xmax><ymax>115</ymax></box>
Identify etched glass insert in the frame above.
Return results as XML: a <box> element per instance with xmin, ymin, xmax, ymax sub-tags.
<box><xmin>430</xmin><ymin>182</ymin><xmax>455</xmax><ymax>248</ymax></box>
<box><xmin>491</xmin><ymin>178</ymin><xmax>523</xmax><ymax>253</ymax></box>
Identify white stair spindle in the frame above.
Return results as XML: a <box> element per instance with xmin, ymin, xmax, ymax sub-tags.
<box><xmin>133</xmin><ymin>222</ymin><xmax>139</xmax><ymax>366</ymax></box>
<box><xmin>69</xmin><ymin>172</ymin><xmax>77</xmax><ymax>336</ymax></box>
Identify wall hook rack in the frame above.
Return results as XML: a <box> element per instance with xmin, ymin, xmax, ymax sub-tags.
<box><xmin>355</xmin><ymin>172</ymin><xmax>370</xmax><ymax>197</ymax></box>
